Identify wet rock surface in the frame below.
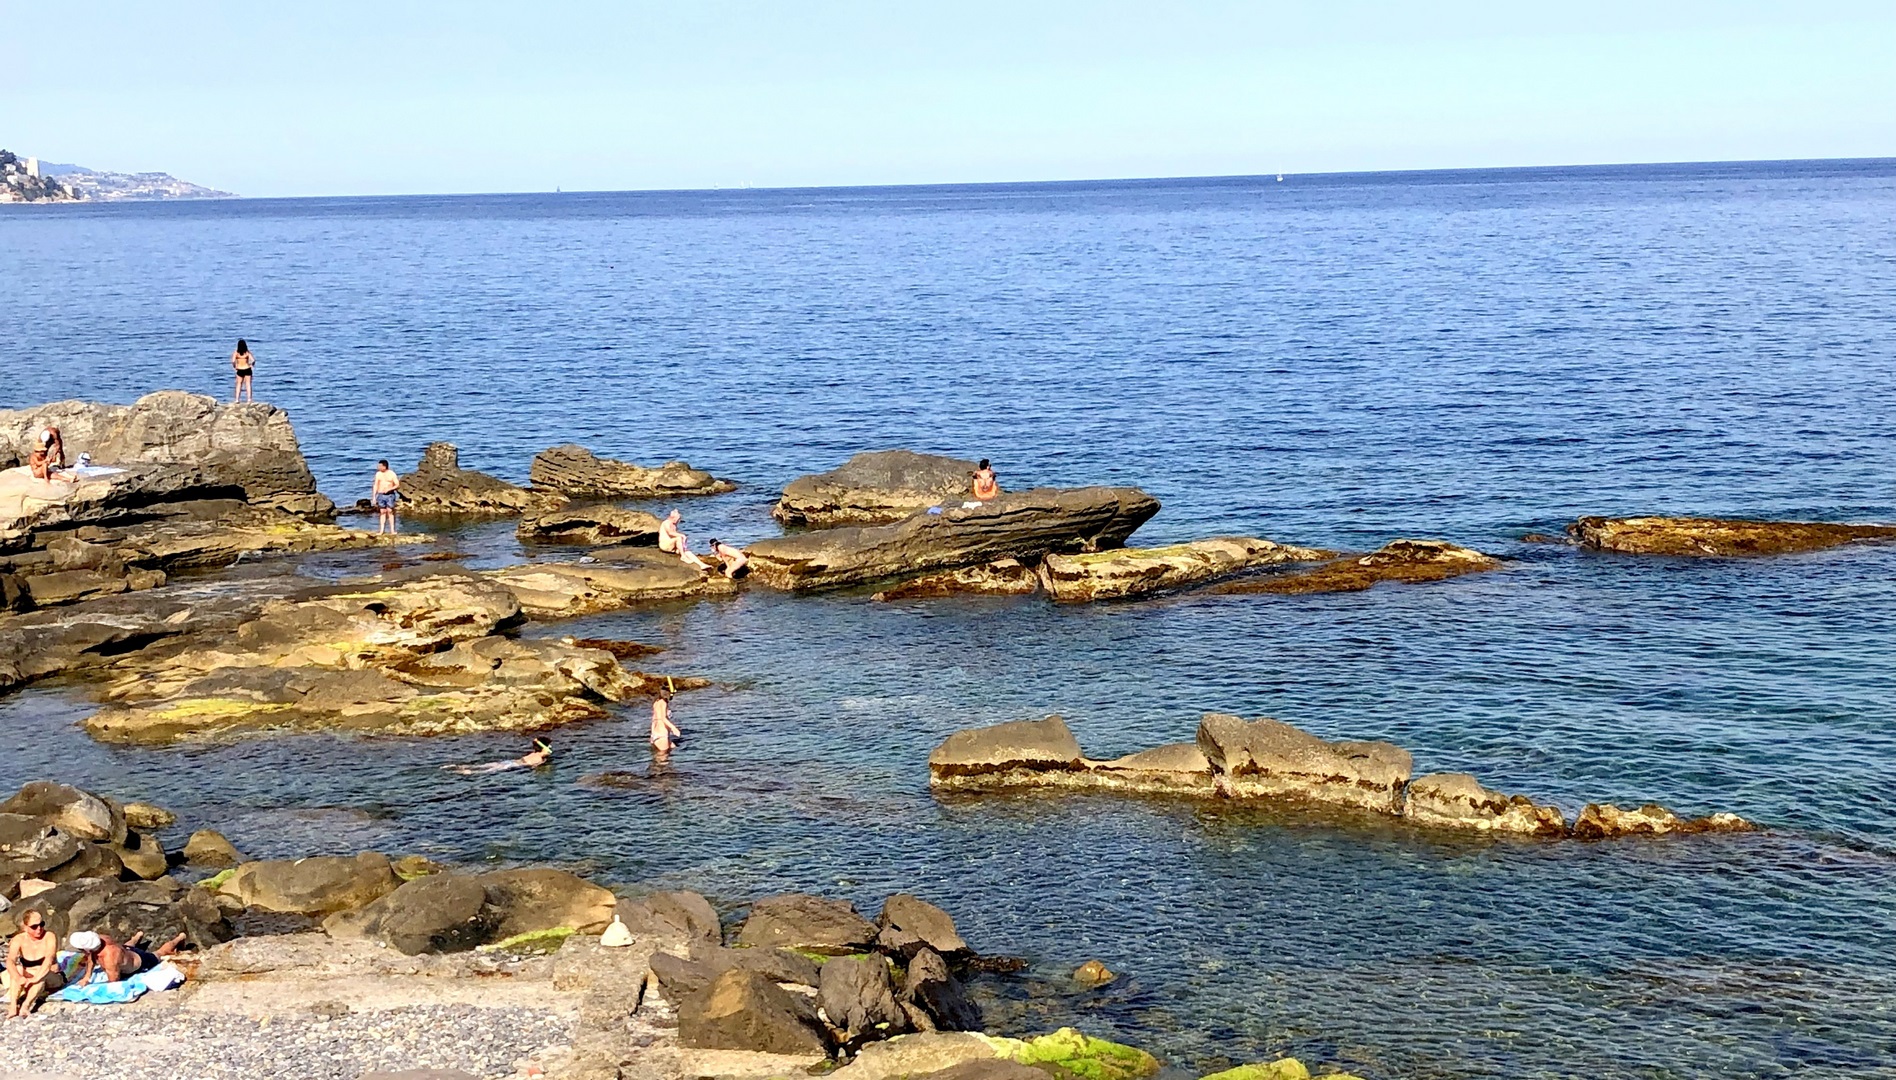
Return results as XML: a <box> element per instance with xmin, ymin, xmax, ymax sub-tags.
<box><xmin>1403</xmin><ymin>772</ymin><xmax>1568</xmax><ymax>836</ymax></box>
<box><xmin>774</xmin><ymin>449</ymin><xmax>980</xmax><ymax>528</ymax></box>
<box><xmin>398</xmin><ymin>442</ymin><xmax>565</xmax><ymax>515</ymax></box>
<box><xmin>747</xmin><ymin>487</ymin><xmax>1161</xmax><ymax>592</ymax></box>
<box><xmin>1041</xmin><ymin>537</ymin><xmax>1332</xmax><ymax>602</ymax></box>
<box><xmin>1198</xmin><ymin>713</ymin><xmax>1414</xmax><ymax>813</ymax></box>
<box><xmin>1569</xmin><ymin>515</ymin><xmax>1896</xmax><ymax>557</ymax></box>
<box><xmin>872</xmin><ymin>558</ymin><xmax>1041</xmax><ymax>601</ymax></box>
<box><xmin>531</xmin><ymin>443</ymin><xmax>736</xmax><ymax>498</ymax></box>
<box><xmin>1213</xmin><ymin>539</ymin><xmax>1501</xmax><ymax>595</ymax></box>
<box><xmin>486</xmin><ymin>553</ymin><xmax>737</xmax><ymax>618</ymax></box>
<box><xmin>928</xmin><ymin>716</ymin><xmax>1087</xmax><ymax>787</ymax></box>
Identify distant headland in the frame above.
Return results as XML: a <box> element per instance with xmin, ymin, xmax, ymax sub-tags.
<box><xmin>1</xmin><ymin>148</ymin><xmax>232</xmax><ymax>203</ymax></box>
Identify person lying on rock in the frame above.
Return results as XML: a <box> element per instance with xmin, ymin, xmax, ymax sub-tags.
<box><xmin>972</xmin><ymin>459</ymin><xmax>1000</xmax><ymax>501</ymax></box>
<box><xmin>443</xmin><ymin>738</ymin><xmax>553</xmax><ymax>775</ymax></box>
<box><xmin>4</xmin><ymin>911</ymin><xmax>60</xmax><ymax>1018</ymax></box>
<box><xmin>650</xmin><ymin>690</ymin><xmax>681</xmax><ymax>757</ymax></box>
<box><xmin>706</xmin><ymin>538</ymin><xmax>748</xmax><ymax>579</ymax></box>
<box><xmin>67</xmin><ymin>929</ymin><xmax>186</xmax><ymax>985</ymax></box>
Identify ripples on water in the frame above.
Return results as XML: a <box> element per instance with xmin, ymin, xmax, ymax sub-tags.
<box><xmin>5</xmin><ymin>161</ymin><xmax>1896</xmax><ymax>1078</ymax></box>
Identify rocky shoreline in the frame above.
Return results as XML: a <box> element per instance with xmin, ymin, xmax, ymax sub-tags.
<box><xmin>0</xmin><ymin>779</ymin><xmax>1366</xmax><ymax>1080</ymax></box>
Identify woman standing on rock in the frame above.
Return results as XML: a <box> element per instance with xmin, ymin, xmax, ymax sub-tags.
<box><xmin>230</xmin><ymin>339</ymin><xmax>256</xmax><ymax>402</ymax></box>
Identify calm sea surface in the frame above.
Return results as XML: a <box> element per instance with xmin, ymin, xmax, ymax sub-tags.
<box><xmin>4</xmin><ymin>161</ymin><xmax>1896</xmax><ymax>1078</ymax></box>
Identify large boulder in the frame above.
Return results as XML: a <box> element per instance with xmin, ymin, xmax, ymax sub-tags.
<box><xmin>746</xmin><ymin>487</ymin><xmax>1160</xmax><ymax>592</ymax></box>
<box><xmin>184</xmin><ymin>829</ymin><xmax>244</xmax><ymax>866</ymax></box>
<box><xmin>1040</xmin><ymin>537</ymin><xmax>1331</xmax><ymax>602</ymax></box>
<box><xmin>876</xmin><ymin>894</ymin><xmax>968</xmax><ymax>958</ymax></box>
<box><xmin>774</xmin><ymin>450</ymin><xmax>980</xmax><ymax>528</ymax></box>
<box><xmin>1195</xmin><ymin>714</ymin><xmax>1412</xmax><ymax>814</ymax></box>
<box><xmin>114</xmin><ymin>830</ymin><xmax>169</xmax><ymax>880</ymax></box>
<box><xmin>529</xmin><ymin>444</ymin><xmax>735</xmax><ymax>499</ymax></box>
<box><xmin>1569</xmin><ymin>515</ymin><xmax>1896</xmax><ymax>557</ymax></box>
<box><xmin>219</xmin><ymin>852</ymin><xmax>401</xmax><ymax>916</ymax></box>
<box><xmin>0</xmin><ymin>392</ymin><xmax>322</xmax><ymax>505</ymax></box>
<box><xmin>1215</xmin><ymin>540</ymin><xmax>1501</xmax><ymax>595</ymax></box>
<box><xmin>0</xmin><ymin>781</ymin><xmax>126</xmax><ymax>844</ymax></box>
<box><xmin>323</xmin><ymin>871</ymin><xmax>494</xmax><ymax>954</ymax></box>
<box><xmin>6</xmin><ymin>876</ymin><xmax>231</xmax><ymax>950</ymax></box>
<box><xmin>927</xmin><ymin>716</ymin><xmax>1087</xmax><ymax>791</ymax></box>
<box><xmin>515</xmin><ymin>506</ymin><xmax>662</xmax><ymax>546</ymax></box>
<box><xmin>617</xmin><ymin>889</ymin><xmax>721</xmax><ymax>948</ymax></box>
<box><xmin>399</xmin><ymin>442</ymin><xmax>565</xmax><ymax>515</ymax></box>
<box><xmin>677</xmin><ymin>967</ymin><xmax>833</xmax><ymax>1056</ymax></box>
<box><xmin>0</xmin><ymin>813</ymin><xmax>81</xmax><ymax>877</ymax></box>
<box><xmin>1402</xmin><ymin>773</ymin><xmax>1568</xmax><ymax>836</ymax></box>
<box><xmin>820</xmin><ymin>954</ymin><xmax>911</xmax><ymax>1043</ymax></box>
<box><xmin>903</xmin><ymin>947</ymin><xmax>979</xmax><ymax>1031</ymax></box>
<box><xmin>651</xmin><ymin>943</ymin><xmax>824</xmax><ymax>1005</ymax></box>
<box><xmin>478</xmin><ymin>867</ymin><xmax>617</xmax><ymax>938</ymax></box>
<box><xmin>734</xmin><ymin>893</ymin><xmax>879</xmax><ymax>955</ymax></box>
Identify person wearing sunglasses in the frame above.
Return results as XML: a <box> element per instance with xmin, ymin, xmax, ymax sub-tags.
<box><xmin>5</xmin><ymin>912</ymin><xmax>61</xmax><ymax>1018</ymax></box>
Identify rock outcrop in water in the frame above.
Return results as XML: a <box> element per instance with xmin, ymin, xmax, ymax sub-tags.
<box><xmin>745</xmin><ymin>487</ymin><xmax>1161</xmax><ymax>592</ymax></box>
<box><xmin>1569</xmin><ymin>515</ymin><xmax>1896</xmax><ymax>557</ymax></box>
<box><xmin>516</xmin><ymin>505</ymin><xmax>662</xmax><ymax>546</ymax></box>
<box><xmin>399</xmin><ymin>442</ymin><xmax>565</xmax><ymax>515</ymax></box>
<box><xmin>1212</xmin><ymin>540</ymin><xmax>1501</xmax><ymax>595</ymax></box>
<box><xmin>530</xmin><ymin>444</ymin><xmax>735</xmax><ymax>499</ymax></box>
<box><xmin>486</xmin><ymin>551</ymin><xmax>737</xmax><ymax>617</ymax></box>
<box><xmin>872</xmin><ymin>559</ymin><xmax>1042</xmax><ymax>601</ymax></box>
<box><xmin>929</xmin><ymin>715</ymin><xmax>1750</xmax><ymax>840</ymax></box>
<box><xmin>67</xmin><ymin>570</ymin><xmax>700</xmax><ymax>744</ymax></box>
<box><xmin>774</xmin><ymin>450</ymin><xmax>981</xmax><ymax>528</ymax></box>
<box><xmin>0</xmin><ymin>392</ymin><xmax>327</xmax><ymax>517</ymax></box>
<box><xmin>1040</xmin><ymin>537</ymin><xmax>1333</xmax><ymax>602</ymax></box>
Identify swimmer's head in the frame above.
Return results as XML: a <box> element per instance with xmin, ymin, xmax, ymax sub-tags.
<box><xmin>533</xmin><ymin>738</ymin><xmax>552</xmax><ymax>756</ymax></box>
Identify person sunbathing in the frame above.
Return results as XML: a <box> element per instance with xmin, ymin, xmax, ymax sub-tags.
<box><xmin>67</xmin><ymin>930</ymin><xmax>186</xmax><ymax>984</ymax></box>
<box><xmin>659</xmin><ymin>510</ymin><xmax>714</xmax><ymax>571</ymax></box>
<box><xmin>5</xmin><ymin>912</ymin><xmax>59</xmax><ymax>1018</ymax></box>
<box><xmin>442</xmin><ymin>739</ymin><xmax>552</xmax><ymax>775</ymax></box>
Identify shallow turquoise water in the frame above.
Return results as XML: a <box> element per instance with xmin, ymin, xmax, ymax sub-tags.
<box><xmin>4</xmin><ymin>162</ymin><xmax>1896</xmax><ymax>1078</ymax></box>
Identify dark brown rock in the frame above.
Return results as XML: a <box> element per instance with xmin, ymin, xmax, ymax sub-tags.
<box><xmin>734</xmin><ymin>893</ymin><xmax>879</xmax><ymax>955</ymax></box>
<box><xmin>0</xmin><ymin>781</ymin><xmax>126</xmax><ymax>844</ymax></box>
<box><xmin>1214</xmin><ymin>539</ymin><xmax>1501</xmax><ymax>595</ymax></box>
<box><xmin>677</xmin><ymin>967</ymin><xmax>832</xmax><ymax>1056</ymax></box>
<box><xmin>1403</xmin><ymin>773</ymin><xmax>1568</xmax><ymax>836</ymax></box>
<box><xmin>747</xmin><ymin>487</ymin><xmax>1160</xmax><ymax>592</ymax></box>
<box><xmin>477</xmin><ymin>867</ymin><xmax>617</xmax><ymax>938</ymax></box>
<box><xmin>219</xmin><ymin>852</ymin><xmax>401</xmax><ymax>916</ymax></box>
<box><xmin>5</xmin><ymin>876</ymin><xmax>231</xmax><ymax>949</ymax></box>
<box><xmin>529</xmin><ymin>444</ymin><xmax>735</xmax><ymax>499</ymax></box>
<box><xmin>903</xmin><ymin>947</ymin><xmax>980</xmax><ymax>1031</ymax></box>
<box><xmin>323</xmin><ymin>871</ymin><xmax>494</xmax><ymax>954</ymax></box>
<box><xmin>618</xmin><ymin>889</ymin><xmax>721</xmax><ymax>947</ymax></box>
<box><xmin>875</xmin><ymin>894</ymin><xmax>969</xmax><ymax>958</ymax></box>
<box><xmin>774</xmin><ymin>450</ymin><xmax>980</xmax><ymax>527</ymax></box>
<box><xmin>1569</xmin><ymin>515</ymin><xmax>1896</xmax><ymax>557</ymax></box>
<box><xmin>871</xmin><ymin>559</ymin><xmax>1041</xmax><ymax>601</ymax></box>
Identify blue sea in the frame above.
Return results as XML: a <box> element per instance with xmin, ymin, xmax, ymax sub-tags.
<box><xmin>5</xmin><ymin>160</ymin><xmax>1896</xmax><ymax>1078</ymax></box>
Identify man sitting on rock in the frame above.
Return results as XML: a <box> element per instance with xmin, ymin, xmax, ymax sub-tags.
<box><xmin>4</xmin><ymin>911</ymin><xmax>61</xmax><ymax>1018</ymax></box>
<box><xmin>659</xmin><ymin>510</ymin><xmax>713</xmax><ymax>572</ymax></box>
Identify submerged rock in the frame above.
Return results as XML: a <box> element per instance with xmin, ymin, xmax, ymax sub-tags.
<box><xmin>774</xmin><ymin>450</ymin><xmax>980</xmax><ymax>528</ymax></box>
<box><xmin>747</xmin><ymin>488</ymin><xmax>1161</xmax><ymax>592</ymax></box>
<box><xmin>872</xmin><ymin>559</ymin><xmax>1041</xmax><ymax>601</ymax></box>
<box><xmin>530</xmin><ymin>444</ymin><xmax>735</xmax><ymax>498</ymax></box>
<box><xmin>1402</xmin><ymin>772</ymin><xmax>1568</xmax><ymax>836</ymax></box>
<box><xmin>1569</xmin><ymin>515</ymin><xmax>1896</xmax><ymax>557</ymax></box>
<box><xmin>1573</xmin><ymin>803</ymin><xmax>1754</xmax><ymax>838</ymax></box>
<box><xmin>1215</xmin><ymin>539</ymin><xmax>1501</xmax><ymax>595</ymax></box>
<box><xmin>516</xmin><ymin>505</ymin><xmax>662</xmax><ymax>546</ymax></box>
<box><xmin>1072</xmin><ymin>959</ymin><xmax>1116</xmax><ymax>986</ymax></box>
<box><xmin>1197</xmin><ymin>713</ymin><xmax>1413</xmax><ymax>814</ymax></box>
<box><xmin>399</xmin><ymin>442</ymin><xmax>565</xmax><ymax>515</ymax></box>
<box><xmin>1041</xmin><ymin>537</ymin><xmax>1332</xmax><ymax>602</ymax></box>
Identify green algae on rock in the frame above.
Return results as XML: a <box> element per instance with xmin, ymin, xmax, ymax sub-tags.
<box><xmin>985</xmin><ymin>1027</ymin><xmax>1160</xmax><ymax>1080</ymax></box>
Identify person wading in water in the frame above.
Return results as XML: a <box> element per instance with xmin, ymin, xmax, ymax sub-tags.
<box><xmin>231</xmin><ymin>339</ymin><xmax>256</xmax><ymax>402</ymax></box>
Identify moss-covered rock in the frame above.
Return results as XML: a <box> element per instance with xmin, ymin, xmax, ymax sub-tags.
<box><xmin>1198</xmin><ymin>1062</ymin><xmax>1309</xmax><ymax>1080</ymax></box>
<box><xmin>985</xmin><ymin>1028</ymin><xmax>1160</xmax><ymax>1080</ymax></box>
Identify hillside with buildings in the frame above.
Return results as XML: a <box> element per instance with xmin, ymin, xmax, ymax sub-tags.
<box><xmin>1</xmin><ymin>149</ymin><xmax>232</xmax><ymax>201</ymax></box>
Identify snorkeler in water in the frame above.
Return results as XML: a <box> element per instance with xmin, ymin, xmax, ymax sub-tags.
<box><xmin>443</xmin><ymin>738</ymin><xmax>552</xmax><ymax>775</ymax></box>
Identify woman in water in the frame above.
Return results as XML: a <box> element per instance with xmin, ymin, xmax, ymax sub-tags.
<box><xmin>443</xmin><ymin>739</ymin><xmax>552</xmax><ymax>775</ymax></box>
<box><xmin>650</xmin><ymin>690</ymin><xmax>681</xmax><ymax>757</ymax></box>
<box><xmin>231</xmin><ymin>339</ymin><xmax>256</xmax><ymax>403</ymax></box>
<box><xmin>972</xmin><ymin>459</ymin><xmax>1000</xmax><ymax>500</ymax></box>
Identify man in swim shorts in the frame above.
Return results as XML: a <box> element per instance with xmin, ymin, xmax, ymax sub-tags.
<box><xmin>372</xmin><ymin>460</ymin><xmax>401</xmax><ymax>535</ymax></box>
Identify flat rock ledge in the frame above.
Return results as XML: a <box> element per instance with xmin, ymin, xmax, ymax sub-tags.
<box><xmin>486</xmin><ymin>552</ymin><xmax>737</xmax><ymax>618</ymax></box>
<box><xmin>1213</xmin><ymin>539</ymin><xmax>1501</xmax><ymax>595</ymax></box>
<box><xmin>929</xmin><ymin>715</ymin><xmax>1753</xmax><ymax>841</ymax></box>
<box><xmin>516</xmin><ymin>504</ymin><xmax>662</xmax><ymax>546</ymax></box>
<box><xmin>398</xmin><ymin>442</ymin><xmax>567</xmax><ymax>516</ymax></box>
<box><xmin>1570</xmin><ymin>515</ymin><xmax>1896</xmax><ymax>557</ymax></box>
<box><xmin>531</xmin><ymin>443</ymin><xmax>736</xmax><ymax>499</ymax></box>
<box><xmin>1041</xmin><ymin>536</ymin><xmax>1334</xmax><ymax>602</ymax></box>
<box><xmin>774</xmin><ymin>450</ymin><xmax>980</xmax><ymax>528</ymax></box>
<box><xmin>745</xmin><ymin>487</ymin><xmax>1161</xmax><ymax>592</ymax></box>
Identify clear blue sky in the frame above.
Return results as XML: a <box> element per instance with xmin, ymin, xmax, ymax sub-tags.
<box><xmin>6</xmin><ymin>1</ymin><xmax>1892</xmax><ymax>197</ymax></box>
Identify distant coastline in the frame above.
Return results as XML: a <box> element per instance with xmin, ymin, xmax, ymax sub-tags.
<box><xmin>1</xmin><ymin>149</ymin><xmax>232</xmax><ymax>203</ymax></box>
